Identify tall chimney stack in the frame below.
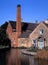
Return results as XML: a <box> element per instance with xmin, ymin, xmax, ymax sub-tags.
<box><xmin>16</xmin><ymin>4</ymin><xmax>21</xmax><ymax>36</ymax></box>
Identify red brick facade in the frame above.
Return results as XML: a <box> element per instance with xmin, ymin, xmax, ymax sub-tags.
<box><xmin>6</xmin><ymin>5</ymin><xmax>21</xmax><ymax>47</ymax></box>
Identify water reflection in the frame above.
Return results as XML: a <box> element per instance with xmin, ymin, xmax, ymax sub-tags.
<box><xmin>36</xmin><ymin>58</ymin><xmax>48</xmax><ymax>65</ymax></box>
<box><xmin>6</xmin><ymin>49</ymin><xmax>21</xmax><ymax>65</ymax></box>
<box><xmin>0</xmin><ymin>49</ymin><xmax>48</xmax><ymax>65</ymax></box>
<box><xmin>0</xmin><ymin>49</ymin><xmax>7</xmax><ymax>65</ymax></box>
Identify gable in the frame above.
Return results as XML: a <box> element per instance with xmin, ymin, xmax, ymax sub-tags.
<box><xmin>6</xmin><ymin>22</ymin><xmax>12</xmax><ymax>34</ymax></box>
<box><xmin>29</xmin><ymin>22</ymin><xmax>48</xmax><ymax>40</ymax></box>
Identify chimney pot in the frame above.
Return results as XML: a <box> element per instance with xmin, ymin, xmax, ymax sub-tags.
<box><xmin>17</xmin><ymin>4</ymin><xmax>21</xmax><ymax>7</ymax></box>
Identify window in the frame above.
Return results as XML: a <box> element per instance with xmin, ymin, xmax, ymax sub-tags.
<box><xmin>40</xmin><ymin>29</ymin><xmax>44</xmax><ymax>35</ymax></box>
<box><xmin>33</xmin><ymin>40</ymin><xmax>37</xmax><ymax>47</ymax></box>
<box><xmin>33</xmin><ymin>40</ymin><xmax>36</xmax><ymax>43</ymax></box>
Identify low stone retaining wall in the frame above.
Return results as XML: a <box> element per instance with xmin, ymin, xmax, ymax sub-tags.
<box><xmin>21</xmin><ymin>49</ymin><xmax>37</xmax><ymax>56</ymax></box>
<box><xmin>21</xmin><ymin>49</ymin><xmax>48</xmax><ymax>59</ymax></box>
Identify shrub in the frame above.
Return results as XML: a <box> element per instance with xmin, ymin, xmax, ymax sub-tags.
<box><xmin>44</xmin><ymin>46</ymin><xmax>48</xmax><ymax>51</ymax></box>
<box><xmin>28</xmin><ymin>46</ymin><xmax>38</xmax><ymax>52</ymax></box>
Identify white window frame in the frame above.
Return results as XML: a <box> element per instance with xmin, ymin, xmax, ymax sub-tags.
<box><xmin>39</xmin><ymin>29</ymin><xmax>44</xmax><ymax>35</ymax></box>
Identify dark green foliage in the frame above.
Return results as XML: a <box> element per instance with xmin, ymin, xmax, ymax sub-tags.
<box><xmin>0</xmin><ymin>28</ymin><xmax>11</xmax><ymax>47</ymax></box>
<box><xmin>28</xmin><ymin>46</ymin><xmax>38</xmax><ymax>52</ymax></box>
<box><xmin>1</xmin><ymin>22</ymin><xmax>8</xmax><ymax>30</ymax></box>
<box><xmin>18</xmin><ymin>46</ymin><xmax>27</xmax><ymax>49</ymax></box>
<box><xmin>44</xmin><ymin>46</ymin><xmax>48</xmax><ymax>51</ymax></box>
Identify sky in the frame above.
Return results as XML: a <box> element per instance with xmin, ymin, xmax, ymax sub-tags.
<box><xmin>0</xmin><ymin>0</ymin><xmax>48</xmax><ymax>25</ymax></box>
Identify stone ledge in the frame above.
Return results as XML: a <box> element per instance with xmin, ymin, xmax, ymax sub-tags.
<box><xmin>21</xmin><ymin>49</ymin><xmax>37</xmax><ymax>56</ymax></box>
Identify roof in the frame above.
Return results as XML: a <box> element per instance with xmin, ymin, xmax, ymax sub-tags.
<box><xmin>22</xmin><ymin>22</ymin><xmax>38</xmax><ymax>31</ymax></box>
<box><xmin>43</xmin><ymin>22</ymin><xmax>48</xmax><ymax>27</ymax></box>
<box><xmin>9</xmin><ymin>21</ymin><xmax>16</xmax><ymax>29</ymax></box>
<box><xmin>1</xmin><ymin>21</ymin><xmax>48</xmax><ymax>38</ymax></box>
<box><xmin>19</xmin><ymin>31</ymin><xmax>32</xmax><ymax>38</ymax></box>
<box><xmin>19</xmin><ymin>22</ymin><xmax>39</xmax><ymax>38</ymax></box>
<box><xmin>1</xmin><ymin>20</ymin><xmax>38</xmax><ymax>30</ymax></box>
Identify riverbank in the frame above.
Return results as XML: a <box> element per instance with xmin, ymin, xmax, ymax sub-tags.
<box><xmin>21</xmin><ymin>49</ymin><xmax>48</xmax><ymax>59</ymax></box>
<box><xmin>0</xmin><ymin>45</ymin><xmax>11</xmax><ymax>49</ymax></box>
<box><xmin>12</xmin><ymin>46</ymin><xmax>28</xmax><ymax>49</ymax></box>
<box><xmin>21</xmin><ymin>49</ymin><xmax>37</xmax><ymax>56</ymax></box>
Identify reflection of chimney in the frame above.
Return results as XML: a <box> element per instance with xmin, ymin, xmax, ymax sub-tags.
<box><xmin>16</xmin><ymin>4</ymin><xmax>21</xmax><ymax>36</ymax></box>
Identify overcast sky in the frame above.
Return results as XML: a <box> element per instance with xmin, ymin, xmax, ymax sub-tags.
<box><xmin>0</xmin><ymin>0</ymin><xmax>48</xmax><ymax>25</ymax></box>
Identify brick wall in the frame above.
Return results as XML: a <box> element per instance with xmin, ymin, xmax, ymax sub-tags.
<box><xmin>6</xmin><ymin>23</ymin><xmax>18</xmax><ymax>47</ymax></box>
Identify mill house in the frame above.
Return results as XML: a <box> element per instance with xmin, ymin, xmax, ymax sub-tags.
<box><xmin>1</xmin><ymin>5</ymin><xmax>48</xmax><ymax>49</ymax></box>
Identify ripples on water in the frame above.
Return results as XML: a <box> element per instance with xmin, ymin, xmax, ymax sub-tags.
<box><xmin>0</xmin><ymin>49</ymin><xmax>48</xmax><ymax>65</ymax></box>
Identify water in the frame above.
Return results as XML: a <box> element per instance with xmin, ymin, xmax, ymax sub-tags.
<box><xmin>0</xmin><ymin>48</ymin><xmax>48</xmax><ymax>65</ymax></box>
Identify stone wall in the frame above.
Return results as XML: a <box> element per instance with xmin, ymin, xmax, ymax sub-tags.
<box><xmin>18</xmin><ymin>38</ymin><xmax>31</xmax><ymax>47</ymax></box>
<box><xmin>29</xmin><ymin>22</ymin><xmax>48</xmax><ymax>47</ymax></box>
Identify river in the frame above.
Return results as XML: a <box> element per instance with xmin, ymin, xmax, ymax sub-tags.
<box><xmin>0</xmin><ymin>48</ymin><xmax>48</xmax><ymax>65</ymax></box>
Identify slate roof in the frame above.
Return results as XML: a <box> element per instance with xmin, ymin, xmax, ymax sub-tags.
<box><xmin>43</xmin><ymin>22</ymin><xmax>48</xmax><ymax>27</ymax></box>
<box><xmin>22</xmin><ymin>22</ymin><xmax>38</xmax><ymax>31</ymax></box>
<box><xmin>19</xmin><ymin>22</ymin><xmax>39</xmax><ymax>38</ymax></box>
<box><xmin>1</xmin><ymin>21</ymin><xmax>48</xmax><ymax>38</ymax></box>
<box><xmin>9</xmin><ymin>21</ymin><xmax>39</xmax><ymax>33</ymax></box>
<box><xmin>9</xmin><ymin>21</ymin><xmax>16</xmax><ymax>29</ymax></box>
<box><xmin>19</xmin><ymin>31</ymin><xmax>32</xmax><ymax>38</ymax></box>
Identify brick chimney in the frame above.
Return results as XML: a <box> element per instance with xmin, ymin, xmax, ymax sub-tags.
<box><xmin>16</xmin><ymin>4</ymin><xmax>21</xmax><ymax>37</ymax></box>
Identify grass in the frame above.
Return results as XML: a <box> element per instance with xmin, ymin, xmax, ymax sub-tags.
<box><xmin>17</xmin><ymin>46</ymin><xmax>27</xmax><ymax>49</ymax></box>
<box><xmin>12</xmin><ymin>46</ymin><xmax>28</xmax><ymax>49</ymax></box>
<box><xmin>0</xmin><ymin>45</ymin><xmax>10</xmax><ymax>49</ymax></box>
<box><xmin>44</xmin><ymin>46</ymin><xmax>48</xmax><ymax>51</ymax></box>
<box><xmin>27</xmin><ymin>46</ymin><xmax>48</xmax><ymax>52</ymax></box>
<box><xmin>27</xmin><ymin>46</ymin><xmax>38</xmax><ymax>52</ymax></box>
